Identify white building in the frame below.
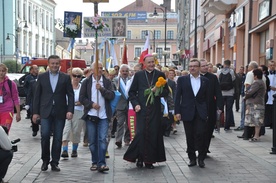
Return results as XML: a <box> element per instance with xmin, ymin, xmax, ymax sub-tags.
<box><xmin>0</xmin><ymin>0</ymin><xmax>56</xmax><ymax>70</ymax></box>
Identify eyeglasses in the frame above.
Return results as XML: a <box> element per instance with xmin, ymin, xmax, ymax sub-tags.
<box><xmin>72</xmin><ymin>74</ymin><xmax>82</xmax><ymax>78</ymax></box>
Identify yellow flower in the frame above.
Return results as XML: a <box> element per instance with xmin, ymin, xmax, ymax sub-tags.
<box><xmin>155</xmin><ymin>81</ymin><xmax>162</xmax><ymax>87</ymax></box>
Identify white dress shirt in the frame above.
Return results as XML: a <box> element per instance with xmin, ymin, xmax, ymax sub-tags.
<box><xmin>88</xmin><ymin>76</ymin><xmax>107</xmax><ymax>119</ymax></box>
<box><xmin>190</xmin><ymin>74</ymin><xmax>201</xmax><ymax>96</ymax></box>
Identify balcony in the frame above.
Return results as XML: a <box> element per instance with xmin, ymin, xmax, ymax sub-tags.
<box><xmin>203</xmin><ymin>0</ymin><xmax>238</xmax><ymax>15</ymax></box>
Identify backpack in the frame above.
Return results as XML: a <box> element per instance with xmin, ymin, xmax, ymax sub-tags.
<box><xmin>219</xmin><ymin>72</ymin><xmax>234</xmax><ymax>91</ymax></box>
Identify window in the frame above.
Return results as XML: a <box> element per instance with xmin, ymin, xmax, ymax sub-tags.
<box><xmin>35</xmin><ymin>9</ymin><xmax>38</xmax><ymax>26</ymax></box>
<box><xmin>127</xmin><ymin>30</ymin><xmax>131</xmax><ymax>39</ymax></box>
<box><xmin>46</xmin><ymin>13</ymin><xmax>49</xmax><ymax>30</ymax></box>
<box><xmin>28</xmin><ymin>35</ymin><xmax>32</xmax><ymax>56</ymax></box>
<box><xmin>166</xmin><ymin>48</ymin><xmax>170</xmax><ymax>58</ymax></box>
<box><xmin>28</xmin><ymin>3</ymin><xmax>32</xmax><ymax>23</ymax></box>
<box><xmin>50</xmin><ymin>41</ymin><xmax>53</xmax><ymax>55</ymax></box>
<box><xmin>141</xmin><ymin>30</ymin><xmax>147</xmax><ymax>39</ymax></box>
<box><xmin>23</xmin><ymin>33</ymin><xmax>27</xmax><ymax>53</ymax></box>
<box><xmin>167</xmin><ymin>30</ymin><xmax>174</xmax><ymax>40</ymax></box>
<box><xmin>35</xmin><ymin>36</ymin><xmax>39</xmax><ymax>57</ymax></box>
<box><xmin>135</xmin><ymin>48</ymin><xmax>141</xmax><ymax>57</ymax></box>
<box><xmin>155</xmin><ymin>30</ymin><xmax>161</xmax><ymax>39</ymax></box>
<box><xmin>41</xmin><ymin>37</ymin><xmax>45</xmax><ymax>57</ymax></box>
<box><xmin>46</xmin><ymin>40</ymin><xmax>49</xmax><ymax>57</ymax></box>
<box><xmin>23</xmin><ymin>2</ymin><xmax>26</xmax><ymax>20</ymax></box>
<box><xmin>50</xmin><ymin>15</ymin><xmax>53</xmax><ymax>32</ymax></box>
<box><xmin>17</xmin><ymin>0</ymin><xmax>20</xmax><ymax>18</ymax></box>
<box><xmin>156</xmin><ymin>47</ymin><xmax>162</xmax><ymax>59</ymax></box>
<box><xmin>259</xmin><ymin>29</ymin><xmax>269</xmax><ymax>54</ymax></box>
<box><xmin>42</xmin><ymin>10</ymin><xmax>45</xmax><ymax>29</ymax></box>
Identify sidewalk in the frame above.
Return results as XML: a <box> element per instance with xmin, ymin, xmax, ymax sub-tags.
<box><xmin>5</xmin><ymin>110</ymin><xmax>276</xmax><ymax>183</ymax></box>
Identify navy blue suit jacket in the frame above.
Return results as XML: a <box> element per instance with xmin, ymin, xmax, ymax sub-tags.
<box><xmin>174</xmin><ymin>74</ymin><xmax>209</xmax><ymax>121</ymax></box>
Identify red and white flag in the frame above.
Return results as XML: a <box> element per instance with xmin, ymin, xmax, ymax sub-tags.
<box><xmin>122</xmin><ymin>39</ymin><xmax>128</xmax><ymax>65</ymax></box>
<box><xmin>139</xmin><ymin>35</ymin><xmax>150</xmax><ymax>64</ymax></box>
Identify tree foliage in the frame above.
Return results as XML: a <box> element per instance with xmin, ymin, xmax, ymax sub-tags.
<box><xmin>3</xmin><ymin>60</ymin><xmax>21</xmax><ymax>73</ymax></box>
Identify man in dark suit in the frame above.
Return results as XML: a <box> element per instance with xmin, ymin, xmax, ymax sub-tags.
<box><xmin>114</xmin><ymin>64</ymin><xmax>131</xmax><ymax>147</ymax></box>
<box><xmin>200</xmin><ymin>59</ymin><xmax>223</xmax><ymax>154</ymax></box>
<box><xmin>175</xmin><ymin>58</ymin><xmax>209</xmax><ymax>168</ymax></box>
<box><xmin>32</xmin><ymin>55</ymin><xmax>74</xmax><ymax>172</ymax></box>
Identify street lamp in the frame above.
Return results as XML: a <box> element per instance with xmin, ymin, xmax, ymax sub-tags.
<box><xmin>5</xmin><ymin>20</ymin><xmax>28</xmax><ymax>73</ymax></box>
<box><xmin>146</xmin><ymin>30</ymin><xmax>155</xmax><ymax>53</ymax></box>
<box><xmin>153</xmin><ymin>6</ymin><xmax>167</xmax><ymax>66</ymax></box>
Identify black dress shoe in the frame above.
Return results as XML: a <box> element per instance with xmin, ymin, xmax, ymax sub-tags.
<box><xmin>32</xmin><ymin>131</ymin><xmax>37</xmax><ymax>137</ymax></box>
<box><xmin>237</xmin><ymin>135</ymin><xmax>244</xmax><ymax>138</ymax></box>
<box><xmin>41</xmin><ymin>162</ymin><xmax>48</xmax><ymax>171</ymax></box>
<box><xmin>136</xmin><ymin>161</ymin><xmax>143</xmax><ymax>168</ymax></box>
<box><xmin>145</xmin><ymin>163</ymin><xmax>154</xmax><ymax>169</ymax></box>
<box><xmin>51</xmin><ymin>165</ymin><xmax>61</xmax><ymax>172</ymax></box>
<box><xmin>198</xmin><ymin>159</ymin><xmax>205</xmax><ymax>168</ymax></box>
<box><xmin>188</xmin><ymin>160</ymin><xmax>197</xmax><ymax>167</ymax></box>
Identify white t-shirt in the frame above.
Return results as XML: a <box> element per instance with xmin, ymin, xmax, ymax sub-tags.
<box><xmin>74</xmin><ymin>83</ymin><xmax>84</xmax><ymax>111</ymax></box>
<box><xmin>88</xmin><ymin>76</ymin><xmax>107</xmax><ymax>119</ymax></box>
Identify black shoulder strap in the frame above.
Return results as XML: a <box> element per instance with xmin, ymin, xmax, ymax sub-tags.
<box><xmin>7</xmin><ymin>79</ymin><xmax>12</xmax><ymax>94</ymax></box>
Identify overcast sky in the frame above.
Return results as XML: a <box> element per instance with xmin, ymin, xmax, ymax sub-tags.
<box><xmin>55</xmin><ymin>0</ymin><xmax>174</xmax><ymax>19</ymax></box>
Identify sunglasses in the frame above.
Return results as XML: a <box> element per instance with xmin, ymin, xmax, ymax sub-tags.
<box><xmin>72</xmin><ymin>74</ymin><xmax>82</xmax><ymax>78</ymax></box>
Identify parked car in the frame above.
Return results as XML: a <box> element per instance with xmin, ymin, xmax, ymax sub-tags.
<box><xmin>7</xmin><ymin>73</ymin><xmax>26</xmax><ymax>109</ymax></box>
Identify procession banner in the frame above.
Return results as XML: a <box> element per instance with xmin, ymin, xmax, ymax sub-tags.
<box><xmin>64</xmin><ymin>11</ymin><xmax>82</xmax><ymax>38</ymax></box>
<box><xmin>83</xmin><ymin>17</ymin><xmax>127</xmax><ymax>38</ymax></box>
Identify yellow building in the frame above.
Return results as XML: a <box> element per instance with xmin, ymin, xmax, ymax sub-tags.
<box><xmin>108</xmin><ymin>0</ymin><xmax>178</xmax><ymax>68</ymax></box>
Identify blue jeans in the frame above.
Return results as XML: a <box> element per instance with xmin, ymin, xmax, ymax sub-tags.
<box><xmin>240</xmin><ymin>99</ymin><xmax>245</xmax><ymax>128</ymax></box>
<box><xmin>223</xmin><ymin>96</ymin><xmax>234</xmax><ymax>129</ymax></box>
<box><xmin>86</xmin><ymin>118</ymin><xmax>109</xmax><ymax>167</ymax></box>
<box><xmin>41</xmin><ymin>114</ymin><xmax>65</xmax><ymax>166</ymax></box>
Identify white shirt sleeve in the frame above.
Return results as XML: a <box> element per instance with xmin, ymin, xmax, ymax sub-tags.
<box><xmin>0</xmin><ymin>127</ymin><xmax>12</xmax><ymax>150</ymax></box>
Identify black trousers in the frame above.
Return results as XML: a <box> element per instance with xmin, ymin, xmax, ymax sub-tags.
<box><xmin>0</xmin><ymin>149</ymin><xmax>13</xmax><ymax>181</ymax></box>
<box><xmin>264</xmin><ymin>104</ymin><xmax>273</xmax><ymax>127</ymax></box>
<box><xmin>183</xmin><ymin>113</ymin><xmax>207</xmax><ymax>161</ymax></box>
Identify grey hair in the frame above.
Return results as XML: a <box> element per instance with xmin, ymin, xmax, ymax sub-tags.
<box><xmin>249</xmin><ymin>61</ymin><xmax>258</xmax><ymax>69</ymax></box>
<box><xmin>119</xmin><ymin>64</ymin><xmax>130</xmax><ymax>72</ymax></box>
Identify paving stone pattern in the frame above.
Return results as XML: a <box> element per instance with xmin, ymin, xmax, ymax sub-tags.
<box><xmin>5</xmin><ymin>110</ymin><xmax>276</xmax><ymax>183</ymax></box>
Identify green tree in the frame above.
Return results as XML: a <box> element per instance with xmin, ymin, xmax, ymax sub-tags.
<box><xmin>3</xmin><ymin>60</ymin><xmax>21</xmax><ymax>73</ymax></box>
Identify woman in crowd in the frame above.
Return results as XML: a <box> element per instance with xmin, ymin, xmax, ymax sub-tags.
<box><xmin>244</xmin><ymin>69</ymin><xmax>265</xmax><ymax>142</ymax></box>
<box><xmin>61</xmin><ymin>68</ymin><xmax>85</xmax><ymax>158</ymax></box>
<box><xmin>0</xmin><ymin>64</ymin><xmax>21</xmax><ymax>133</ymax></box>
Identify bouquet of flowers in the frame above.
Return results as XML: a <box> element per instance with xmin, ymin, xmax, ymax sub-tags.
<box><xmin>84</xmin><ymin>14</ymin><xmax>109</xmax><ymax>32</ymax></box>
<box><xmin>144</xmin><ymin>77</ymin><xmax>167</xmax><ymax>106</ymax></box>
<box><xmin>64</xmin><ymin>24</ymin><xmax>80</xmax><ymax>38</ymax></box>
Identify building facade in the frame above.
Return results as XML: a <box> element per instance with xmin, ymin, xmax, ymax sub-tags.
<box><xmin>184</xmin><ymin>0</ymin><xmax>276</xmax><ymax>71</ymax></box>
<box><xmin>0</xmin><ymin>0</ymin><xmax>56</xmax><ymax>70</ymax></box>
<box><xmin>107</xmin><ymin>0</ymin><xmax>178</xmax><ymax>68</ymax></box>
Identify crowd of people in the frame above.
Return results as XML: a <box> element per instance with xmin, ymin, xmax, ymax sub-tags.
<box><xmin>0</xmin><ymin>54</ymin><xmax>275</xmax><ymax>182</ymax></box>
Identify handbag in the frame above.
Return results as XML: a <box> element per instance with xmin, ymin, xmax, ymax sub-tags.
<box><xmin>110</xmin><ymin>90</ymin><xmax>121</xmax><ymax>116</ymax></box>
<box><xmin>87</xmin><ymin>115</ymin><xmax>100</xmax><ymax>123</ymax></box>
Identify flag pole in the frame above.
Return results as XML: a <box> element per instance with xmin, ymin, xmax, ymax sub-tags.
<box><xmin>70</xmin><ymin>39</ymin><xmax>74</xmax><ymax>76</ymax></box>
